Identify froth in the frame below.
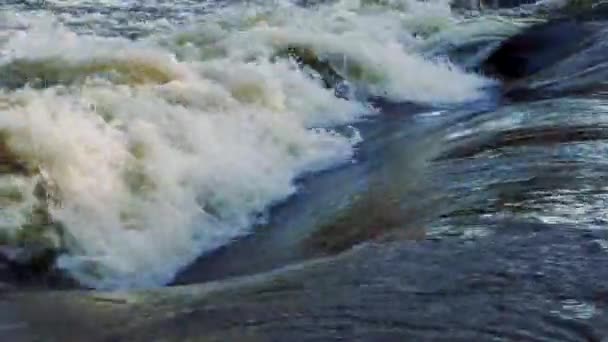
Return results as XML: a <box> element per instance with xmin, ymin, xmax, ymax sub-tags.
<box><xmin>163</xmin><ymin>0</ymin><xmax>490</xmax><ymax>104</ymax></box>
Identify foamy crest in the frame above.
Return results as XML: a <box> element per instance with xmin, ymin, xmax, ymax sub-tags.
<box><xmin>163</xmin><ymin>0</ymin><xmax>490</xmax><ymax>104</ymax></box>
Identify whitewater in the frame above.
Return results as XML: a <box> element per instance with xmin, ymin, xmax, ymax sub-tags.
<box><xmin>0</xmin><ymin>0</ymin><xmax>496</xmax><ymax>289</ymax></box>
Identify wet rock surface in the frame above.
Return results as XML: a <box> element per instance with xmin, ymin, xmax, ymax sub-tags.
<box><xmin>4</xmin><ymin>227</ymin><xmax>608</xmax><ymax>341</ymax></box>
<box><xmin>482</xmin><ymin>4</ymin><xmax>608</xmax><ymax>100</ymax></box>
<box><xmin>482</xmin><ymin>19</ymin><xmax>594</xmax><ymax>80</ymax></box>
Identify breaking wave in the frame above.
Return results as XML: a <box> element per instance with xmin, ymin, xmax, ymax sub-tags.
<box><xmin>0</xmin><ymin>0</ymin><xmax>492</xmax><ymax>288</ymax></box>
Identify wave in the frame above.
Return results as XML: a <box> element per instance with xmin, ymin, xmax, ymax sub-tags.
<box><xmin>0</xmin><ymin>0</ymin><xmax>492</xmax><ymax>289</ymax></box>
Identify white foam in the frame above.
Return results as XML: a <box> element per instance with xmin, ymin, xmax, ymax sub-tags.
<box><xmin>162</xmin><ymin>0</ymin><xmax>490</xmax><ymax>104</ymax></box>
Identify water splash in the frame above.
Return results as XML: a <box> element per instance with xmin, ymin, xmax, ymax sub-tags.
<box><xmin>0</xmin><ymin>0</ymin><xmax>494</xmax><ymax>288</ymax></box>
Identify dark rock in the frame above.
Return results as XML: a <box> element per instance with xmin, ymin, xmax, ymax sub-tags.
<box><xmin>480</xmin><ymin>4</ymin><xmax>608</xmax><ymax>101</ymax></box>
<box><xmin>503</xmin><ymin>22</ymin><xmax>608</xmax><ymax>100</ymax></box>
<box><xmin>273</xmin><ymin>45</ymin><xmax>345</xmax><ymax>90</ymax></box>
<box><xmin>481</xmin><ymin>19</ymin><xmax>594</xmax><ymax>80</ymax></box>
<box><xmin>0</xmin><ymin>244</ymin><xmax>79</xmax><ymax>290</ymax></box>
<box><xmin>0</xmin><ymin>244</ymin><xmax>57</xmax><ymax>276</ymax></box>
<box><xmin>556</xmin><ymin>0</ymin><xmax>608</xmax><ymax>20</ymax></box>
<box><xmin>451</xmin><ymin>0</ymin><xmax>537</xmax><ymax>11</ymax></box>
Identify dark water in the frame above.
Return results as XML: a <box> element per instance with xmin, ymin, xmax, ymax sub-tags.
<box><xmin>4</xmin><ymin>226</ymin><xmax>608</xmax><ymax>341</ymax></box>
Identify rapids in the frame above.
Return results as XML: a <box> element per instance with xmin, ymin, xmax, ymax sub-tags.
<box><xmin>4</xmin><ymin>0</ymin><xmax>608</xmax><ymax>340</ymax></box>
<box><xmin>0</xmin><ymin>0</ymin><xmax>498</xmax><ymax>288</ymax></box>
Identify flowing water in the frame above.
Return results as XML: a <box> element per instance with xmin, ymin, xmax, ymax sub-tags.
<box><xmin>2</xmin><ymin>0</ymin><xmax>608</xmax><ymax>340</ymax></box>
<box><xmin>0</xmin><ymin>0</ymin><xmax>499</xmax><ymax>288</ymax></box>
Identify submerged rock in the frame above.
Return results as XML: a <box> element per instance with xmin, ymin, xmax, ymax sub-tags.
<box><xmin>0</xmin><ymin>136</ymin><xmax>68</xmax><ymax>283</ymax></box>
<box><xmin>274</xmin><ymin>45</ymin><xmax>345</xmax><ymax>90</ymax></box>
<box><xmin>273</xmin><ymin>45</ymin><xmax>384</xmax><ymax>98</ymax></box>
<box><xmin>0</xmin><ymin>210</ymin><xmax>64</xmax><ymax>282</ymax></box>
<box><xmin>5</xmin><ymin>227</ymin><xmax>608</xmax><ymax>341</ymax></box>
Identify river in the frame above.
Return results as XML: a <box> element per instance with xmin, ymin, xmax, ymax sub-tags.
<box><xmin>1</xmin><ymin>0</ymin><xmax>608</xmax><ymax>340</ymax></box>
